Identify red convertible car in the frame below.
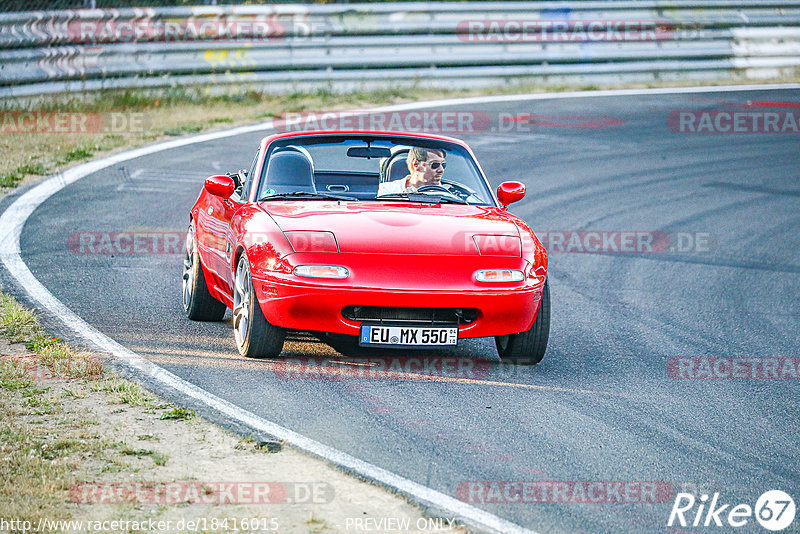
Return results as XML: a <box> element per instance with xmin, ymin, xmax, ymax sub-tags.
<box><xmin>182</xmin><ymin>131</ymin><xmax>549</xmax><ymax>364</ymax></box>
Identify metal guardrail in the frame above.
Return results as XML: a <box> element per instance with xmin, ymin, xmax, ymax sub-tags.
<box><xmin>1</xmin><ymin>1</ymin><xmax>799</xmax><ymax>98</ymax></box>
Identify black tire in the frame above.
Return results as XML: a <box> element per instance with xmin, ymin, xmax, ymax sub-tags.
<box><xmin>183</xmin><ymin>222</ymin><xmax>227</xmax><ymax>321</ymax></box>
<box><xmin>495</xmin><ymin>278</ymin><xmax>550</xmax><ymax>365</ymax></box>
<box><xmin>233</xmin><ymin>254</ymin><xmax>285</xmax><ymax>358</ymax></box>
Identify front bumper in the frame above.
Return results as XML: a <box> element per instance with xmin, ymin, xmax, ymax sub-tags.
<box><xmin>251</xmin><ymin>254</ymin><xmax>544</xmax><ymax>337</ymax></box>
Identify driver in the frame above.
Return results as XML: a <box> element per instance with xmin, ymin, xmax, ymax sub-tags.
<box><xmin>377</xmin><ymin>147</ymin><xmax>446</xmax><ymax>196</ymax></box>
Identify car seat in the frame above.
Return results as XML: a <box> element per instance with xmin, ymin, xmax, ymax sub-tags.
<box><xmin>262</xmin><ymin>146</ymin><xmax>316</xmax><ymax>196</ymax></box>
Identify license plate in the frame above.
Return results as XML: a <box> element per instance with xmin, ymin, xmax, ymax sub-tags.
<box><xmin>359</xmin><ymin>324</ymin><xmax>458</xmax><ymax>347</ymax></box>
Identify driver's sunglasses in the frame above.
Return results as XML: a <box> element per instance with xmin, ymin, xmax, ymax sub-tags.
<box><xmin>428</xmin><ymin>161</ymin><xmax>447</xmax><ymax>170</ymax></box>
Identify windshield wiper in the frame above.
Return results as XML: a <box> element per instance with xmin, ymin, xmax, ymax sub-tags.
<box><xmin>260</xmin><ymin>191</ymin><xmax>358</xmax><ymax>201</ymax></box>
<box><xmin>378</xmin><ymin>192</ymin><xmax>468</xmax><ymax>205</ymax></box>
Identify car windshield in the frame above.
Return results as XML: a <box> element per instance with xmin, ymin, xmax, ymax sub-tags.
<box><xmin>256</xmin><ymin>135</ymin><xmax>495</xmax><ymax>205</ymax></box>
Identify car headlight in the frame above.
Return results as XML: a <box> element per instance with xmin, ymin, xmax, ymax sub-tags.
<box><xmin>294</xmin><ymin>265</ymin><xmax>349</xmax><ymax>279</ymax></box>
<box><xmin>474</xmin><ymin>269</ymin><xmax>524</xmax><ymax>282</ymax></box>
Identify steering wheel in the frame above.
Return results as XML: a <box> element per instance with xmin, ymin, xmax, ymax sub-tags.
<box><xmin>417</xmin><ymin>184</ymin><xmax>454</xmax><ymax>194</ymax></box>
<box><xmin>441</xmin><ymin>179</ymin><xmax>482</xmax><ymax>202</ymax></box>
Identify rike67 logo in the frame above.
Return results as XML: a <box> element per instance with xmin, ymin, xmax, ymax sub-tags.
<box><xmin>668</xmin><ymin>490</ymin><xmax>796</xmax><ymax>531</ymax></box>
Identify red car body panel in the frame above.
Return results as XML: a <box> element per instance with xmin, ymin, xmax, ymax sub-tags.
<box><xmin>190</xmin><ymin>130</ymin><xmax>548</xmax><ymax>340</ymax></box>
<box><xmin>264</xmin><ymin>202</ymin><xmax>521</xmax><ymax>256</ymax></box>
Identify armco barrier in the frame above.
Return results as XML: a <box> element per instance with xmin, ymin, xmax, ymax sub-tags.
<box><xmin>1</xmin><ymin>1</ymin><xmax>799</xmax><ymax>97</ymax></box>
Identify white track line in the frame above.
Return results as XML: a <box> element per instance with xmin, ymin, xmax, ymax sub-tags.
<box><xmin>1</xmin><ymin>83</ymin><xmax>797</xmax><ymax>534</ymax></box>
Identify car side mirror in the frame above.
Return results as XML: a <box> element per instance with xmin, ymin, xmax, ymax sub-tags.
<box><xmin>496</xmin><ymin>181</ymin><xmax>526</xmax><ymax>207</ymax></box>
<box><xmin>204</xmin><ymin>175</ymin><xmax>235</xmax><ymax>199</ymax></box>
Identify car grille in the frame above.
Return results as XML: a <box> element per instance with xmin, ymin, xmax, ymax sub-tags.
<box><xmin>342</xmin><ymin>306</ymin><xmax>479</xmax><ymax>325</ymax></box>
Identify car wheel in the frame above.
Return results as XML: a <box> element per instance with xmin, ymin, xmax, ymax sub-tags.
<box><xmin>233</xmin><ymin>254</ymin><xmax>285</xmax><ymax>358</ymax></box>
<box><xmin>496</xmin><ymin>278</ymin><xmax>550</xmax><ymax>365</ymax></box>
<box><xmin>183</xmin><ymin>222</ymin><xmax>227</xmax><ymax>321</ymax></box>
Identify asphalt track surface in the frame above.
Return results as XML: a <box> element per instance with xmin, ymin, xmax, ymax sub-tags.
<box><xmin>6</xmin><ymin>88</ymin><xmax>800</xmax><ymax>533</ymax></box>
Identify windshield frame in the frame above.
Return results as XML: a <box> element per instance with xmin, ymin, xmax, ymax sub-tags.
<box><xmin>255</xmin><ymin>133</ymin><xmax>498</xmax><ymax>207</ymax></box>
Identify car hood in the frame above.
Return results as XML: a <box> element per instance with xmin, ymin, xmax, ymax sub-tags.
<box><xmin>258</xmin><ymin>201</ymin><xmax>521</xmax><ymax>256</ymax></box>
